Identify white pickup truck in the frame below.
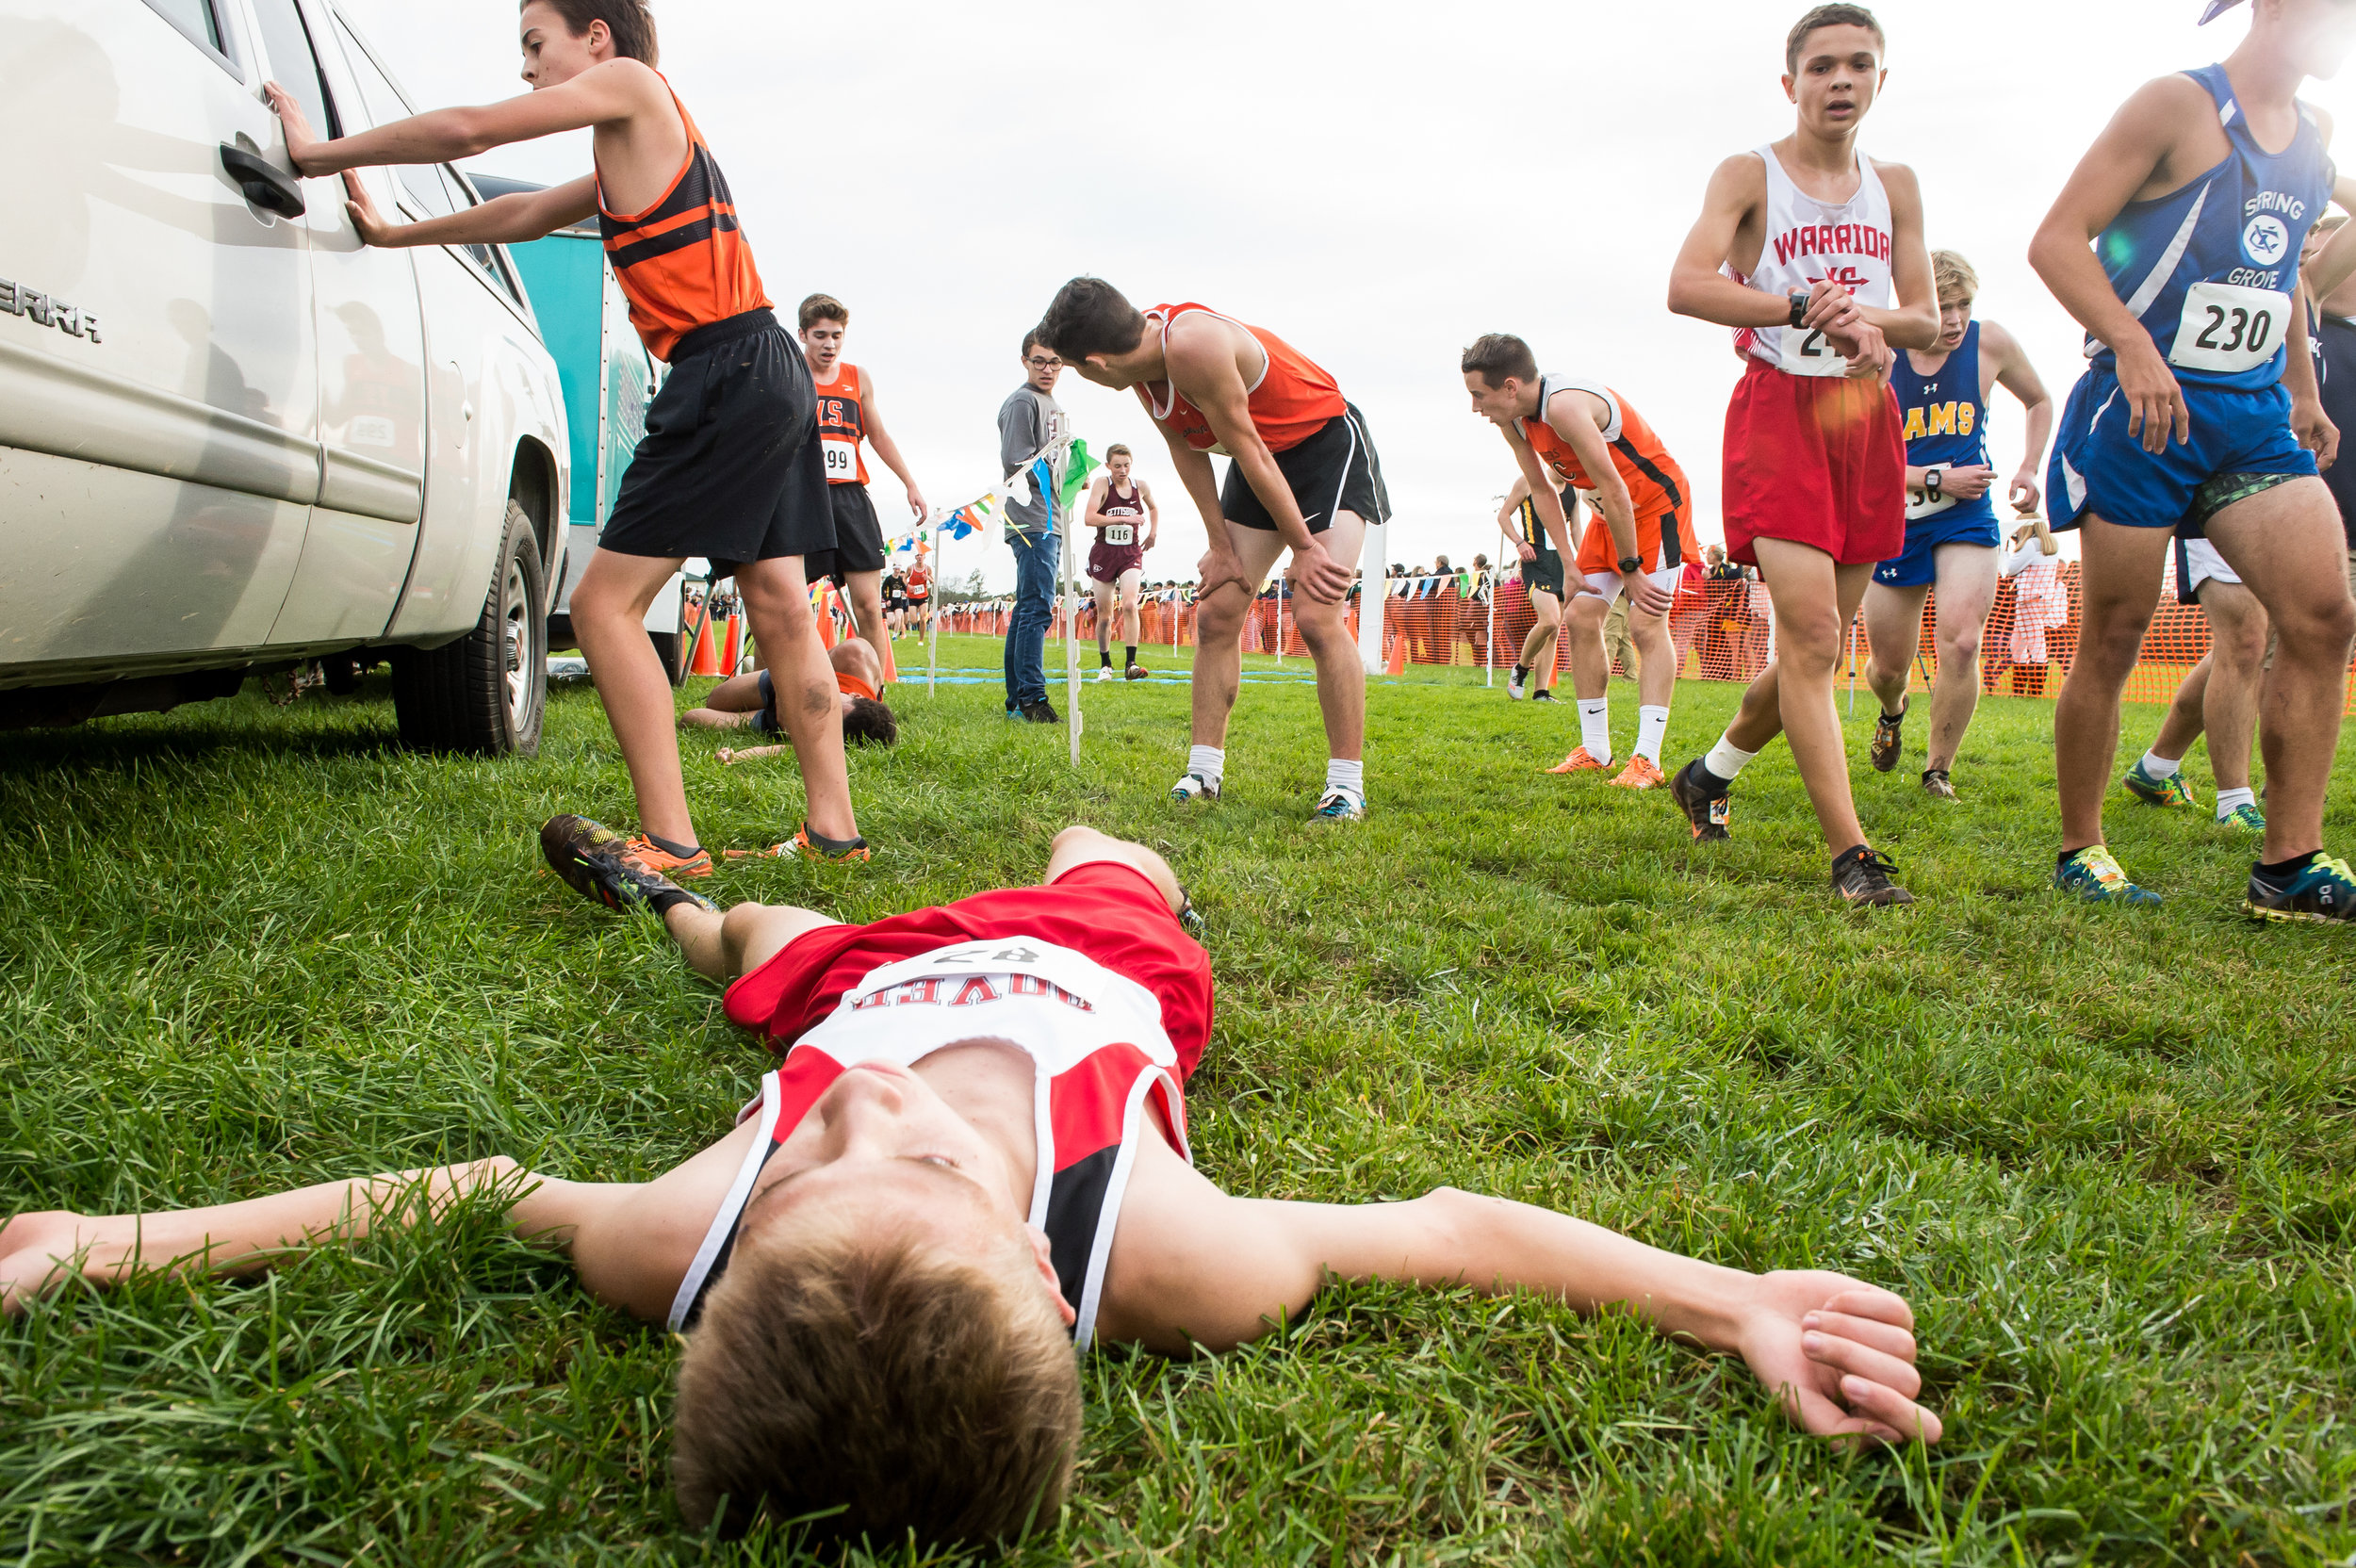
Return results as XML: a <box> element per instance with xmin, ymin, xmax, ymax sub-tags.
<box><xmin>0</xmin><ymin>0</ymin><xmax>571</xmax><ymax>754</ymax></box>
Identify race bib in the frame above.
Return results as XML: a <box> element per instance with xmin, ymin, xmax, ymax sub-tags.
<box><xmin>820</xmin><ymin>437</ymin><xmax>860</xmax><ymax>481</ymax></box>
<box><xmin>1103</xmin><ymin>522</ymin><xmax>1135</xmax><ymax>546</ymax></box>
<box><xmin>1906</xmin><ymin>465</ymin><xmax>1959</xmax><ymax>521</ymax></box>
<box><xmin>1780</xmin><ymin>323</ymin><xmax>1852</xmax><ymax>378</ymax></box>
<box><xmin>2170</xmin><ymin>281</ymin><xmax>2291</xmax><ymax>376</ymax></box>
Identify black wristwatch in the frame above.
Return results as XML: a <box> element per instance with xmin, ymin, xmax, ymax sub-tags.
<box><xmin>1788</xmin><ymin>288</ymin><xmax>1810</xmax><ymax>328</ymax></box>
<box><xmin>1925</xmin><ymin>466</ymin><xmax>1943</xmax><ymax>499</ymax></box>
<box><xmin>1618</xmin><ymin>554</ymin><xmax>1643</xmax><ymax>574</ymax></box>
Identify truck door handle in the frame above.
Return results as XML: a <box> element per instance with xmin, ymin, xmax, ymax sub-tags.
<box><xmin>221</xmin><ymin>144</ymin><xmax>307</xmax><ymax>220</ymax></box>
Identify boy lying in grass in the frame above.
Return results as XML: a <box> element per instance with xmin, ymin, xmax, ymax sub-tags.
<box><xmin>0</xmin><ymin>823</ymin><xmax>1941</xmax><ymax>1546</ymax></box>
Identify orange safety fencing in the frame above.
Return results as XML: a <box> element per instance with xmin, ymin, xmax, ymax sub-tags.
<box><xmin>926</xmin><ymin>567</ymin><xmax>2356</xmax><ymax>711</ymax></box>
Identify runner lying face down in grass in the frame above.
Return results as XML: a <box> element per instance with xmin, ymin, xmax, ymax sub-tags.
<box><xmin>0</xmin><ymin>823</ymin><xmax>1942</xmax><ymax>1548</ymax></box>
<box><xmin>680</xmin><ymin>636</ymin><xmax>897</xmax><ymax>756</ymax></box>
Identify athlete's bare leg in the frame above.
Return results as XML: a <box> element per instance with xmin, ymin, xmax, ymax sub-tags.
<box><xmin>2147</xmin><ymin>654</ymin><xmax>2213</xmax><ymax>765</ymax></box>
<box><xmin>843</xmin><ymin>568</ymin><xmax>889</xmax><ymax>679</ymax></box>
<box><xmin>734</xmin><ymin>555</ymin><xmax>859</xmax><ymax>842</ymax></box>
<box><xmin>1563</xmin><ymin>590</ymin><xmax>1613</xmax><ymax>701</ymax></box>
<box><xmin>1920</xmin><ymin>545</ymin><xmax>1998</xmax><ymax>774</ymax></box>
<box><xmin>571</xmin><ymin>548</ymin><xmax>702</xmax><ymax>848</ymax></box>
<box><xmin>1860</xmin><ymin>582</ymin><xmax>1928</xmax><ymax>726</ymax></box>
<box><xmin>1629</xmin><ymin>603</ymin><xmax>1677</xmax><ymax>712</ymax></box>
<box><xmin>1187</xmin><ymin>514</ymin><xmax>1366</xmax><ymax>760</ymax></box>
<box><xmin>1749</xmin><ymin>539</ymin><xmax>1878</xmax><ymax>853</ymax></box>
<box><xmin>2146</xmin><ymin>581</ymin><xmax>2267</xmax><ymax>795</ymax></box>
<box><xmin>1519</xmin><ymin>588</ymin><xmax>1562</xmax><ymax>691</ymax></box>
<box><xmin>1291</xmin><ymin>512</ymin><xmax>1369</xmax><ymax>761</ymax></box>
<box><xmin>1119</xmin><ymin>568</ymin><xmax>1144</xmax><ymax>648</ymax></box>
<box><xmin>1092</xmin><ymin>577</ymin><xmax>1118</xmax><ymax>660</ymax></box>
<box><xmin>1042</xmin><ymin>824</ymin><xmax>1183</xmax><ymax>911</ymax></box>
<box><xmin>2204</xmin><ymin>479</ymin><xmax>2354</xmax><ymax>860</ymax></box>
<box><xmin>2054</xmin><ymin>518</ymin><xmax>2174</xmax><ymax>853</ymax></box>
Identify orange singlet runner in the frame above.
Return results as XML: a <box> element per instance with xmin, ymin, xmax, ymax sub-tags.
<box><xmin>597</xmin><ymin>78</ymin><xmax>770</xmax><ymax>362</ymax></box>
<box><xmin>1519</xmin><ymin>377</ymin><xmax>1702</xmax><ymax>573</ymax></box>
<box><xmin>812</xmin><ymin>363</ymin><xmax>873</xmax><ymax>486</ymax></box>
<box><xmin>1138</xmin><ymin>303</ymin><xmax>1347</xmax><ymax>453</ymax></box>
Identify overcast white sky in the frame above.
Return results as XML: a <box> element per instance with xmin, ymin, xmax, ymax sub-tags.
<box><xmin>338</xmin><ymin>0</ymin><xmax>2356</xmax><ymax>590</ymax></box>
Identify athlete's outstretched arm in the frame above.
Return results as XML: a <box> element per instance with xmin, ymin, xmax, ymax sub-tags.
<box><xmin>0</xmin><ymin>1117</ymin><xmax>763</xmax><ymax>1324</ymax></box>
<box><xmin>1143</xmin><ymin>412</ymin><xmax>1242</xmax><ymax>599</ymax></box>
<box><xmin>859</xmin><ymin>375</ymin><xmax>928</xmax><ymax>520</ymax></box>
<box><xmin>1102</xmin><ymin>1153</ymin><xmax>1940</xmax><ymax>1445</ymax></box>
<box><xmin>1082</xmin><ymin>472</ymin><xmax>1118</xmax><ymax>532</ymax></box>
<box><xmin>341</xmin><ymin>171</ymin><xmax>598</xmax><ymax>251</ymax></box>
<box><xmin>1982</xmin><ymin>319</ymin><xmax>2056</xmax><ymax>513</ymax></box>
<box><xmin>1497</xmin><ymin>473</ymin><xmax>1539</xmax><ymax>560</ymax></box>
<box><xmin>269</xmin><ymin>56</ymin><xmax>663</xmax><ymax>177</ymax></box>
<box><xmin>1139</xmin><ymin>481</ymin><xmax>1159</xmax><ymax>550</ymax></box>
<box><xmin>1546</xmin><ymin>394</ymin><xmax>1673</xmax><ymax>613</ymax></box>
<box><xmin>2029</xmin><ymin>77</ymin><xmax>2206</xmax><ymax>452</ymax></box>
<box><xmin>1499</xmin><ymin>424</ymin><xmax>1574</xmax><ymax>557</ymax></box>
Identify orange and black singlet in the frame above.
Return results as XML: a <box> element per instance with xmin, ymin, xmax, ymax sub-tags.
<box><xmin>597</xmin><ymin>79</ymin><xmax>771</xmax><ymax>363</ymax></box>
<box><xmin>1139</xmin><ymin>303</ymin><xmax>1347</xmax><ymax>455</ymax></box>
<box><xmin>811</xmin><ymin>363</ymin><xmax>871</xmax><ymax>485</ymax></box>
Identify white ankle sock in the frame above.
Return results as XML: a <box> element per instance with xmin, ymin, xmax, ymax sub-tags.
<box><xmin>1704</xmin><ymin>733</ymin><xmax>1759</xmax><ymax>781</ymax></box>
<box><xmin>2216</xmin><ymin>786</ymin><xmax>2256</xmax><ymax>818</ymax></box>
<box><xmin>1189</xmin><ymin>744</ymin><xmax>1225</xmax><ymax>785</ymax></box>
<box><xmin>1326</xmin><ymin>758</ymin><xmax>1364</xmax><ymax>796</ymax></box>
<box><xmin>1635</xmin><ymin>705</ymin><xmax>1670</xmax><ymax>763</ymax></box>
<box><xmin>2141</xmin><ymin>749</ymin><xmax>2182</xmax><ymax>780</ymax></box>
<box><xmin>1578</xmin><ymin>698</ymin><xmax>1612</xmax><ymax>763</ymax></box>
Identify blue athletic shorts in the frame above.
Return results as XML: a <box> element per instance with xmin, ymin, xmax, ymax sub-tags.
<box><xmin>1873</xmin><ymin>505</ymin><xmax>2000</xmax><ymax>587</ymax></box>
<box><xmin>2047</xmin><ymin>369</ymin><xmax>2315</xmax><ymax>531</ymax></box>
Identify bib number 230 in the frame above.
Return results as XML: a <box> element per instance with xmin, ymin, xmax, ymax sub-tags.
<box><xmin>2171</xmin><ymin>282</ymin><xmax>2289</xmax><ymax>376</ymax></box>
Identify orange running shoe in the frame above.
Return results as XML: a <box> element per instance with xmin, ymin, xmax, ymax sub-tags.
<box><xmin>617</xmin><ymin>836</ymin><xmax>713</xmax><ymax>879</ymax></box>
<box><xmin>1609</xmin><ymin>756</ymin><xmax>1667</xmax><ymax>791</ymax></box>
<box><xmin>723</xmin><ymin>823</ymin><xmax>872</xmax><ymax>863</ymax></box>
<box><xmin>1546</xmin><ymin>746</ymin><xmax>1612</xmax><ymax>775</ymax></box>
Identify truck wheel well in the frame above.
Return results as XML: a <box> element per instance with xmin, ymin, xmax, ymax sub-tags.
<box><xmin>508</xmin><ymin>438</ymin><xmax>561</xmax><ymax>577</ymax></box>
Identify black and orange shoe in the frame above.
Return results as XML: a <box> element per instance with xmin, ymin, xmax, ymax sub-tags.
<box><xmin>541</xmin><ymin>815</ymin><xmax>716</xmax><ymax>915</ymax></box>
<box><xmin>1670</xmin><ymin>759</ymin><xmax>1732</xmax><ymax>841</ymax></box>
<box><xmin>724</xmin><ymin>823</ymin><xmax>873</xmax><ymax>864</ymax></box>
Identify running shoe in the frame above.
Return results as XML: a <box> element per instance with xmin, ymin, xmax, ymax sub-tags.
<box><xmin>1125</xmin><ymin>663</ymin><xmax>1148</xmax><ymax>681</ymax></box>
<box><xmin>1870</xmin><ymin>705</ymin><xmax>1906</xmax><ymax>773</ymax></box>
<box><xmin>1669</xmin><ymin>759</ymin><xmax>1732</xmax><ymax>841</ymax></box>
<box><xmin>2221</xmin><ymin>802</ymin><xmax>2267</xmax><ymax>837</ymax></box>
<box><xmin>618</xmin><ymin>835</ymin><xmax>712</xmax><ymax>880</ymax></box>
<box><xmin>725</xmin><ymin>824</ymin><xmax>873</xmax><ymax>864</ymax></box>
<box><xmin>541</xmin><ymin>815</ymin><xmax>717</xmax><ymax>914</ymax></box>
<box><xmin>2122</xmin><ymin>759</ymin><xmax>2198</xmax><ymax>808</ymax></box>
<box><xmin>1094</xmin><ymin>666</ymin><xmax>1113</xmax><ymax>682</ymax></box>
<box><xmin>1530</xmin><ymin>689</ymin><xmax>1557</xmax><ymax>704</ymax></box>
<box><xmin>1831</xmin><ymin>844</ymin><xmax>1914</xmax><ymax>906</ymax></box>
<box><xmin>1313</xmin><ymin>787</ymin><xmax>1366</xmax><ymax>822</ymax></box>
<box><xmin>2244</xmin><ymin>852</ymin><xmax>2356</xmax><ymax>923</ymax></box>
<box><xmin>1507</xmin><ymin>665</ymin><xmax>1529</xmax><ymax>700</ymax></box>
<box><xmin>1170</xmin><ymin>772</ymin><xmax>1221</xmax><ymax>804</ymax></box>
<box><xmin>1922</xmin><ymin>768</ymin><xmax>1956</xmax><ymax>800</ymax></box>
<box><xmin>2053</xmin><ymin>845</ymin><xmax>2161</xmax><ymax>906</ymax></box>
<box><xmin>1546</xmin><ymin>745</ymin><xmax>1612</xmax><ymax>775</ymax></box>
<box><xmin>1609</xmin><ymin>756</ymin><xmax>1666</xmax><ymax>791</ymax></box>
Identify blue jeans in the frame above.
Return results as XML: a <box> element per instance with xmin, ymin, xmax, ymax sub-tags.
<box><xmin>1005</xmin><ymin>528</ymin><xmax>1057</xmax><ymax>708</ymax></box>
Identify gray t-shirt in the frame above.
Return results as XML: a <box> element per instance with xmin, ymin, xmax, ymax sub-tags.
<box><xmin>998</xmin><ymin>384</ymin><xmax>1065</xmax><ymax>535</ymax></box>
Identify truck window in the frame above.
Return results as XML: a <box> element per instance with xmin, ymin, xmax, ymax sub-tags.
<box><xmin>249</xmin><ymin>0</ymin><xmax>341</xmax><ymax>139</ymax></box>
<box><xmin>435</xmin><ymin>168</ymin><xmax>531</xmax><ymax>305</ymax></box>
<box><xmin>327</xmin><ymin>19</ymin><xmax>451</xmax><ymax>219</ymax></box>
<box><xmin>139</xmin><ymin>0</ymin><xmax>242</xmax><ymax>78</ymax></box>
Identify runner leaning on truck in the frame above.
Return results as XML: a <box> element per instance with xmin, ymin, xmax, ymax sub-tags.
<box><xmin>267</xmin><ymin>0</ymin><xmax>869</xmax><ymax>868</ymax></box>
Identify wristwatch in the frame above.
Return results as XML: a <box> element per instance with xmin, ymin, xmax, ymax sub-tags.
<box><xmin>1789</xmin><ymin>288</ymin><xmax>1811</xmax><ymax>328</ymax></box>
<box><xmin>1925</xmin><ymin>466</ymin><xmax>1944</xmax><ymax>499</ymax></box>
<box><xmin>1618</xmin><ymin>554</ymin><xmax>1643</xmax><ymax>574</ymax></box>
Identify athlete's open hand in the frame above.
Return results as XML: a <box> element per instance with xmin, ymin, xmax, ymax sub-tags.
<box><xmin>1935</xmin><ymin>464</ymin><xmax>1995</xmax><ymax>501</ymax></box>
<box><xmin>342</xmin><ymin>172</ymin><xmax>397</xmax><ymax>247</ymax></box>
<box><xmin>1799</xmin><ymin>279</ymin><xmax>1861</xmax><ymax>335</ymax></box>
<box><xmin>1</xmin><ymin>1209</ymin><xmax>102</xmax><ymax>1316</ymax></box>
<box><xmin>1625</xmin><ymin>570</ymin><xmax>1676</xmax><ymax>618</ymax></box>
<box><xmin>1516</xmin><ymin>539</ymin><xmax>1537</xmax><ymax>564</ymax></box>
<box><xmin>1735</xmin><ymin>1270</ymin><xmax>1941</xmax><ymax>1446</ymax></box>
<box><xmin>903</xmin><ymin>483</ymin><xmax>928</xmax><ymax>520</ymax></box>
<box><xmin>1196</xmin><ymin>545</ymin><xmax>1252</xmax><ymax>602</ymax></box>
<box><xmin>2008</xmin><ymin>469</ymin><xmax>2042</xmax><ymax>514</ymax></box>
<box><xmin>264</xmin><ymin>81</ymin><xmax>324</xmax><ymax>175</ymax></box>
<box><xmin>2293</xmin><ymin>395</ymin><xmax>2339</xmax><ymax>471</ymax></box>
<box><xmin>1830</xmin><ymin>318</ymin><xmax>1892</xmax><ymax>382</ymax></box>
<box><xmin>2117</xmin><ymin>336</ymin><xmax>2191</xmax><ymax>453</ymax></box>
<box><xmin>1290</xmin><ymin>539</ymin><xmax>1353</xmax><ymax>604</ymax></box>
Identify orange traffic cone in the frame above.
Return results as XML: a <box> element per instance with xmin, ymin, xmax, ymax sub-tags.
<box><xmin>881</xmin><ymin>634</ymin><xmax>898</xmax><ymax>685</ymax></box>
<box><xmin>813</xmin><ymin>585</ymin><xmax>839</xmax><ymax>650</ymax></box>
<box><xmin>1384</xmin><ymin>628</ymin><xmax>1406</xmax><ymax>676</ymax></box>
<box><xmin>719</xmin><ymin>610</ymin><xmax>742</xmax><ymax>675</ymax></box>
<box><xmin>690</xmin><ymin>605</ymin><xmax>721</xmax><ymax>676</ymax></box>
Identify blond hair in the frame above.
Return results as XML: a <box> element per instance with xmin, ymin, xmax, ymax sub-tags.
<box><xmin>1931</xmin><ymin>250</ymin><xmax>1980</xmax><ymax>307</ymax></box>
<box><xmin>671</xmin><ymin>1219</ymin><xmax>1081</xmax><ymax>1545</ymax></box>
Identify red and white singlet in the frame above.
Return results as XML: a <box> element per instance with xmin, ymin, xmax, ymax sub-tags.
<box><xmin>1140</xmin><ymin>303</ymin><xmax>1347</xmax><ymax>455</ymax></box>
<box><xmin>1728</xmin><ymin>145</ymin><xmax>1894</xmax><ymax>376</ymax></box>
<box><xmin>668</xmin><ymin>937</ymin><xmax>1190</xmax><ymax>1348</ymax></box>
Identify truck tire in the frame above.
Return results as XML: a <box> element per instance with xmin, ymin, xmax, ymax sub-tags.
<box><xmin>392</xmin><ymin>500</ymin><xmax>548</xmax><ymax>757</ymax></box>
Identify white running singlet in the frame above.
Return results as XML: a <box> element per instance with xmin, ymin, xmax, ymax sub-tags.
<box><xmin>1729</xmin><ymin>144</ymin><xmax>1895</xmax><ymax>377</ymax></box>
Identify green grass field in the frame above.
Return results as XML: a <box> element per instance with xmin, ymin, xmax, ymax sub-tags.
<box><xmin>3</xmin><ymin>633</ymin><xmax>2351</xmax><ymax>1566</ymax></box>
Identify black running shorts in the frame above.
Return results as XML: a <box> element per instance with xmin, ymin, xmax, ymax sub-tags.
<box><xmin>1522</xmin><ymin>545</ymin><xmax>1565</xmax><ymax>599</ymax></box>
<box><xmin>1222</xmin><ymin>402</ymin><xmax>1391</xmax><ymax>534</ymax></box>
<box><xmin>598</xmin><ymin>310</ymin><xmax>834</xmax><ymax>572</ymax></box>
<box><xmin>809</xmin><ymin>482</ymin><xmax>887</xmax><ymax>584</ymax></box>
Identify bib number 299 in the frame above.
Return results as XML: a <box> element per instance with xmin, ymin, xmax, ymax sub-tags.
<box><xmin>820</xmin><ymin>438</ymin><xmax>860</xmax><ymax>479</ymax></box>
<box><xmin>2170</xmin><ymin>281</ymin><xmax>2289</xmax><ymax>376</ymax></box>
